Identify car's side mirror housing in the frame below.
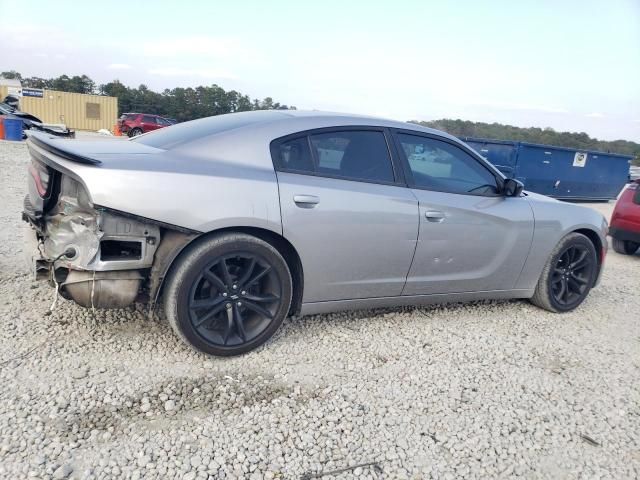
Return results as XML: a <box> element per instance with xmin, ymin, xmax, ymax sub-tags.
<box><xmin>503</xmin><ymin>178</ymin><xmax>524</xmax><ymax>197</ymax></box>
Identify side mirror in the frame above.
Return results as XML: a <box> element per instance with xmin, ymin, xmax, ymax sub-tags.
<box><xmin>503</xmin><ymin>178</ymin><xmax>524</xmax><ymax>197</ymax></box>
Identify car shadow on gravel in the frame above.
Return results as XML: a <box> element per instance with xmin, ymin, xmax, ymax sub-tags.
<box><xmin>45</xmin><ymin>373</ymin><xmax>299</xmax><ymax>442</ymax></box>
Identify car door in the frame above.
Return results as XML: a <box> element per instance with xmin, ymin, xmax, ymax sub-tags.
<box><xmin>391</xmin><ymin>130</ymin><xmax>534</xmax><ymax>295</ymax></box>
<box><xmin>273</xmin><ymin>128</ymin><xmax>419</xmax><ymax>303</ymax></box>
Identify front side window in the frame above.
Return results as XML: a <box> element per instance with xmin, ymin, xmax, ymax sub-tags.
<box><xmin>309</xmin><ymin>131</ymin><xmax>394</xmax><ymax>183</ymax></box>
<box><xmin>396</xmin><ymin>133</ymin><xmax>498</xmax><ymax>195</ymax></box>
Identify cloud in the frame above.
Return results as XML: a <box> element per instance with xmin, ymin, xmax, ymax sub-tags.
<box><xmin>585</xmin><ymin>112</ymin><xmax>604</xmax><ymax>118</ymax></box>
<box><xmin>108</xmin><ymin>63</ymin><xmax>132</xmax><ymax>70</ymax></box>
<box><xmin>142</xmin><ymin>36</ymin><xmax>241</xmax><ymax>57</ymax></box>
<box><xmin>147</xmin><ymin>67</ymin><xmax>236</xmax><ymax>79</ymax></box>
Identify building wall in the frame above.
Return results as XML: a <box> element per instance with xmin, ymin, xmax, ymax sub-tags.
<box><xmin>0</xmin><ymin>86</ymin><xmax>118</xmax><ymax>131</ymax></box>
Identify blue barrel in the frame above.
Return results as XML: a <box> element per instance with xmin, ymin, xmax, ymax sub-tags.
<box><xmin>3</xmin><ymin>118</ymin><xmax>24</xmax><ymax>141</ymax></box>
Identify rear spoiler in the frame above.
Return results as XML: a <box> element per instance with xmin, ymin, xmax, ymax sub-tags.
<box><xmin>27</xmin><ymin>133</ymin><xmax>101</xmax><ymax>166</ymax></box>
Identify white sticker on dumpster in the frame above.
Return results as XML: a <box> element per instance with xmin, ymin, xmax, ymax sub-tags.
<box><xmin>573</xmin><ymin>152</ymin><xmax>587</xmax><ymax>167</ymax></box>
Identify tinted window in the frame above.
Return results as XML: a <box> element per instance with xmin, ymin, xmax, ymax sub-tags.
<box><xmin>142</xmin><ymin>115</ymin><xmax>155</xmax><ymax>123</ymax></box>
<box><xmin>309</xmin><ymin>131</ymin><xmax>394</xmax><ymax>182</ymax></box>
<box><xmin>396</xmin><ymin>134</ymin><xmax>498</xmax><ymax>195</ymax></box>
<box><xmin>273</xmin><ymin>136</ymin><xmax>314</xmax><ymax>172</ymax></box>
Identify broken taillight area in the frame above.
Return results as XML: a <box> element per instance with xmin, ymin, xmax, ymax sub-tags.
<box><xmin>28</xmin><ymin>159</ymin><xmax>51</xmax><ymax>197</ymax></box>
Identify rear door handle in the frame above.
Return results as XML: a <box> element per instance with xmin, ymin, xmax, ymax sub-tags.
<box><xmin>293</xmin><ymin>194</ymin><xmax>320</xmax><ymax>208</ymax></box>
<box><xmin>425</xmin><ymin>210</ymin><xmax>445</xmax><ymax>222</ymax></box>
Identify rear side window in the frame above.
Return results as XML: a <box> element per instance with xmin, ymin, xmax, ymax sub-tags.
<box><xmin>310</xmin><ymin>131</ymin><xmax>394</xmax><ymax>183</ymax></box>
<box><xmin>272</xmin><ymin>130</ymin><xmax>395</xmax><ymax>184</ymax></box>
<box><xmin>142</xmin><ymin>115</ymin><xmax>155</xmax><ymax>123</ymax></box>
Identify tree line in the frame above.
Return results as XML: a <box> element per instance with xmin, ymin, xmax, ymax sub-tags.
<box><xmin>2</xmin><ymin>70</ymin><xmax>637</xmax><ymax>162</ymax></box>
<box><xmin>1</xmin><ymin>70</ymin><xmax>294</xmax><ymax>123</ymax></box>
<box><xmin>412</xmin><ymin>119</ymin><xmax>639</xmax><ymax>163</ymax></box>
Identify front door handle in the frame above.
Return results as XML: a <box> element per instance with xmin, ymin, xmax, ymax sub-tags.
<box><xmin>425</xmin><ymin>210</ymin><xmax>445</xmax><ymax>222</ymax></box>
<box><xmin>293</xmin><ymin>194</ymin><xmax>320</xmax><ymax>208</ymax></box>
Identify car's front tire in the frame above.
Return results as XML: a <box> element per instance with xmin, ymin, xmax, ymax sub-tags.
<box><xmin>529</xmin><ymin>232</ymin><xmax>598</xmax><ymax>313</ymax></box>
<box><xmin>611</xmin><ymin>238</ymin><xmax>639</xmax><ymax>255</ymax></box>
<box><xmin>163</xmin><ymin>233</ymin><xmax>293</xmax><ymax>356</ymax></box>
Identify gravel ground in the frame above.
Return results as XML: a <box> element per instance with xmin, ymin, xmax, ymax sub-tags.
<box><xmin>1</xmin><ymin>138</ymin><xmax>639</xmax><ymax>480</ymax></box>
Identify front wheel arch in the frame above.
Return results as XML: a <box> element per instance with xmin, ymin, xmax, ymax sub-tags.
<box><xmin>573</xmin><ymin>228</ymin><xmax>604</xmax><ymax>268</ymax></box>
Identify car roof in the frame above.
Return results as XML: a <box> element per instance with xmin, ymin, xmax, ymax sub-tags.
<box><xmin>253</xmin><ymin>110</ymin><xmax>461</xmax><ymax>143</ymax></box>
<box><xmin>131</xmin><ymin>109</ymin><xmax>461</xmax><ymax>151</ymax></box>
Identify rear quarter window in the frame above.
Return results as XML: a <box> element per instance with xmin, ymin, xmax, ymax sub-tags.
<box><xmin>272</xmin><ymin>136</ymin><xmax>314</xmax><ymax>173</ymax></box>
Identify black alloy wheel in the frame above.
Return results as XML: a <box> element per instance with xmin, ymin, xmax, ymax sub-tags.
<box><xmin>164</xmin><ymin>233</ymin><xmax>293</xmax><ymax>356</ymax></box>
<box><xmin>530</xmin><ymin>232</ymin><xmax>598</xmax><ymax>312</ymax></box>
<box><xmin>188</xmin><ymin>253</ymin><xmax>282</xmax><ymax>347</ymax></box>
<box><xmin>550</xmin><ymin>244</ymin><xmax>595</xmax><ymax>307</ymax></box>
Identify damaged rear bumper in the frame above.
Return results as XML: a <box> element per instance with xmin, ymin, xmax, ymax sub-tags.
<box><xmin>23</xmin><ymin>181</ymin><xmax>161</xmax><ymax>308</ymax></box>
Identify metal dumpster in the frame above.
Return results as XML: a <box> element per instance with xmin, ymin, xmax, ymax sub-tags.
<box><xmin>462</xmin><ymin>137</ymin><xmax>632</xmax><ymax>200</ymax></box>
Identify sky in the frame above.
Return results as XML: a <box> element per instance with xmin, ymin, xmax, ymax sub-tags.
<box><xmin>1</xmin><ymin>0</ymin><xmax>639</xmax><ymax>141</ymax></box>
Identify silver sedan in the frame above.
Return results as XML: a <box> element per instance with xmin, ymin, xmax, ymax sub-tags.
<box><xmin>23</xmin><ymin>111</ymin><xmax>608</xmax><ymax>356</ymax></box>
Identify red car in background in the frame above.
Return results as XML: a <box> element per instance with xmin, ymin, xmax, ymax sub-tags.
<box><xmin>118</xmin><ymin>113</ymin><xmax>175</xmax><ymax>137</ymax></box>
<box><xmin>610</xmin><ymin>178</ymin><xmax>640</xmax><ymax>255</ymax></box>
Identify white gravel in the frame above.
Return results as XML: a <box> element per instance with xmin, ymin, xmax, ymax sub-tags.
<box><xmin>0</xmin><ymin>138</ymin><xmax>639</xmax><ymax>479</ymax></box>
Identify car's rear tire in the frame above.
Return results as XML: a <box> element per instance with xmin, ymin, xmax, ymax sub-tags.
<box><xmin>163</xmin><ymin>233</ymin><xmax>292</xmax><ymax>356</ymax></box>
<box><xmin>129</xmin><ymin>127</ymin><xmax>143</xmax><ymax>137</ymax></box>
<box><xmin>529</xmin><ymin>232</ymin><xmax>598</xmax><ymax>313</ymax></box>
<box><xmin>611</xmin><ymin>238</ymin><xmax>639</xmax><ymax>255</ymax></box>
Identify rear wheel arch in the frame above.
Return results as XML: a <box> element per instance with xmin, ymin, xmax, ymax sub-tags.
<box><xmin>159</xmin><ymin>226</ymin><xmax>304</xmax><ymax>317</ymax></box>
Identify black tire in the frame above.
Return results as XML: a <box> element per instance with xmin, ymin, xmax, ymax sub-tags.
<box><xmin>129</xmin><ymin>128</ymin><xmax>143</xmax><ymax>137</ymax></box>
<box><xmin>611</xmin><ymin>238</ymin><xmax>639</xmax><ymax>255</ymax></box>
<box><xmin>529</xmin><ymin>232</ymin><xmax>598</xmax><ymax>313</ymax></box>
<box><xmin>163</xmin><ymin>233</ymin><xmax>293</xmax><ymax>356</ymax></box>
